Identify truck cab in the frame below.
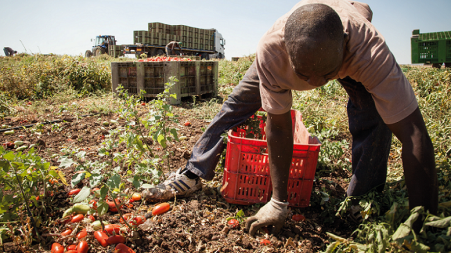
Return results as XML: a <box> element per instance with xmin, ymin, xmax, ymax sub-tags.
<box><xmin>213</xmin><ymin>32</ymin><xmax>226</xmax><ymax>59</ymax></box>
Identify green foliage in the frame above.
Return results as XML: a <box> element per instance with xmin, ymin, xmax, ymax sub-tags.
<box><xmin>218</xmin><ymin>55</ymin><xmax>255</xmax><ymax>95</ymax></box>
<box><xmin>0</xmin><ymin>54</ymin><xmax>111</xmax><ymax>100</ymax></box>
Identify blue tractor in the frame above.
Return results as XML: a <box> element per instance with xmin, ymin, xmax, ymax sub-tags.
<box><xmin>85</xmin><ymin>35</ymin><xmax>117</xmax><ymax>57</ymax></box>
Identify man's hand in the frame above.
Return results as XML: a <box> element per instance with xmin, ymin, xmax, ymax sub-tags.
<box><xmin>245</xmin><ymin>198</ymin><xmax>289</xmax><ymax>236</ymax></box>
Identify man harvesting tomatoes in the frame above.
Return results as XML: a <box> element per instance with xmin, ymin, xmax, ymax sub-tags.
<box><xmin>144</xmin><ymin>0</ymin><xmax>438</xmax><ymax>236</ymax></box>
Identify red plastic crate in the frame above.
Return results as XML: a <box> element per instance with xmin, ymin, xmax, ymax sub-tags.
<box><xmin>221</xmin><ymin>110</ymin><xmax>321</xmax><ymax>208</ymax></box>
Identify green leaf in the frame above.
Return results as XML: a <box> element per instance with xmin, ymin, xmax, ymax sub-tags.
<box><xmin>100</xmin><ymin>186</ymin><xmax>108</xmax><ymax>200</ymax></box>
<box><xmin>71</xmin><ymin>173</ymin><xmax>85</xmax><ymax>188</ymax></box>
<box><xmin>89</xmin><ymin>174</ymin><xmax>103</xmax><ymax>188</ymax></box>
<box><xmin>158</xmin><ymin>134</ymin><xmax>166</xmax><ymax>148</ymax></box>
<box><xmin>392</xmin><ymin>223</ymin><xmax>411</xmax><ymax>241</ymax></box>
<box><xmin>425</xmin><ymin>216</ymin><xmax>451</xmax><ymax>228</ymax></box>
<box><xmin>131</xmin><ymin>175</ymin><xmax>142</xmax><ymax>189</ymax></box>
<box><xmin>170</xmin><ymin>128</ymin><xmax>179</xmax><ymax>141</ymax></box>
<box><xmin>0</xmin><ymin>160</ymin><xmax>9</xmax><ymax>172</ymax></box>
<box><xmin>141</xmin><ymin>184</ymin><xmax>153</xmax><ymax>189</ymax></box>
<box><xmin>107</xmin><ymin>174</ymin><xmax>121</xmax><ymax>190</ymax></box>
<box><xmin>3</xmin><ymin>152</ymin><xmax>15</xmax><ymax>161</ymax></box>
<box><xmin>59</xmin><ymin>157</ymin><xmax>75</xmax><ymax>168</ymax></box>
<box><xmin>97</xmin><ymin>201</ymin><xmax>109</xmax><ymax>216</ymax></box>
<box><xmin>73</xmin><ymin>186</ymin><xmax>91</xmax><ymax>203</ymax></box>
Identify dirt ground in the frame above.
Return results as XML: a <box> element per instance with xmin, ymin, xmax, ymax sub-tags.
<box><xmin>0</xmin><ymin>96</ymin><xmax>357</xmax><ymax>253</ymax></box>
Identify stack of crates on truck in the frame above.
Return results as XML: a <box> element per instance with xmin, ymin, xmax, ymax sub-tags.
<box><xmin>108</xmin><ymin>45</ymin><xmax>124</xmax><ymax>58</ymax></box>
<box><xmin>411</xmin><ymin>29</ymin><xmax>451</xmax><ymax>68</ymax></box>
<box><xmin>111</xmin><ymin>60</ymin><xmax>218</xmax><ymax>104</ymax></box>
<box><xmin>133</xmin><ymin>22</ymin><xmax>215</xmax><ymax>51</ymax></box>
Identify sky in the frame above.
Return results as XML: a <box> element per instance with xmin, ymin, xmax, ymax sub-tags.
<box><xmin>1</xmin><ymin>0</ymin><xmax>451</xmax><ymax>64</ymax></box>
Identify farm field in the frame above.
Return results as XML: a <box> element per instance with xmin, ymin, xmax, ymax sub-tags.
<box><xmin>0</xmin><ymin>54</ymin><xmax>450</xmax><ymax>252</ymax></box>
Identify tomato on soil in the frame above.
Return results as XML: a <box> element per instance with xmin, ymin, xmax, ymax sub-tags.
<box><xmin>77</xmin><ymin>228</ymin><xmax>87</xmax><ymax>240</ymax></box>
<box><xmin>120</xmin><ymin>213</ymin><xmax>132</xmax><ymax>224</ymax></box>
<box><xmin>66</xmin><ymin>251</ymin><xmax>77</xmax><ymax>253</ymax></box>
<box><xmin>51</xmin><ymin>243</ymin><xmax>64</xmax><ymax>253</ymax></box>
<box><xmin>71</xmin><ymin>214</ymin><xmax>84</xmax><ymax>223</ymax></box>
<box><xmin>77</xmin><ymin>240</ymin><xmax>89</xmax><ymax>253</ymax></box>
<box><xmin>94</xmin><ymin>231</ymin><xmax>109</xmax><ymax>247</ymax></box>
<box><xmin>67</xmin><ymin>245</ymin><xmax>77</xmax><ymax>250</ymax></box>
<box><xmin>152</xmin><ymin>202</ymin><xmax>170</xmax><ymax>216</ymax></box>
<box><xmin>89</xmin><ymin>199</ymin><xmax>97</xmax><ymax>209</ymax></box>
<box><xmin>227</xmin><ymin>218</ymin><xmax>239</xmax><ymax>228</ymax></box>
<box><xmin>184</xmin><ymin>121</ymin><xmax>191</xmax><ymax>126</ymax></box>
<box><xmin>68</xmin><ymin>189</ymin><xmax>81</xmax><ymax>196</ymax></box>
<box><xmin>292</xmin><ymin>214</ymin><xmax>305</xmax><ymax>222</ymax></box>
<box><xmin>104</xmin><ymin>224</ymin><xmax>121</xmax><ymax>234</ymax></box>
<box><xmin>130</xmin><ymin>216</ymin><xmax>145</xmax><ymax>226</ymax></box>
<box><xmin>115</xmin><ymin>243</ymin><xmax>136</xmax><ymax>253</ymax></box>
<box><xmin>61</xmin><ymin>228</ymin><xmax>72</xmax><ymax>236</ymax></box>
<box><xmin>260</xmin><ymin>239</ymin><xmax>271</xmax><ymax>245</ymax></box>
<box><xmin>88</xmin><ymin>215</ymin><xmax>96</xmax><ymax>221</ymax></box>
<box><xmin>107</xmin><ymin>234</ymin><xmax>126</xmax><ymax>245</ymax></box>
<box><xmin>131</xmin><ymin>193</ymin><xmax>141</xmax><ymax>201</ymax></box>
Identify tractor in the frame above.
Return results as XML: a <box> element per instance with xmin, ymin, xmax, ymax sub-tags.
<box><xmin>85</xmin><ymin>35</ymin><xmax>117</xmax><ymax>57</ymax></box>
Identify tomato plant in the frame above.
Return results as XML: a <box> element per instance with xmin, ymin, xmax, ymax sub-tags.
<box><xmin>152</xmin><ymin>202</ymin><xmax>170</xmax><ymax>216</ymax></box>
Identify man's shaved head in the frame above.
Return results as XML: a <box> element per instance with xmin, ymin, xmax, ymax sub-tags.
<box><xmin>284</xmin><ymin>4</ymin><xmax>345</xmax><ymax>86</ymax></box>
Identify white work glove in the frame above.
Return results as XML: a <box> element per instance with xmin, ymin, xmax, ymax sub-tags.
<box><xmin>245</xmin><ymin>198</ymin><xmax>289</xmax><ymax>236</ymax></box>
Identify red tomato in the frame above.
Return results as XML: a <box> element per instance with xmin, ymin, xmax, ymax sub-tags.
<box><xmin>104</xmin><ymin>224</ymin><xmax>121</xmax><ymax>234</ymax></box>
<box><xmin>152</xmin><ymin>203</ymin><xmax>170</xmax><ymax>216</ymax></box>
<box><xmin>88</xmin><ymin>215</ymin><xmax>96</xmax><ymax>221</ymax></box>
<box><xmin>120</xmin><ymin>213</ymin><xmax>132</xmax><ymax>224</ymax></box>
<box><xmin>89</xmin><ymin>200</ymin><xmax>97</xmax><ymax>209</ymax></box>
<box><xmin>115</xmin><ymin>243</ymin><xmax>136</xmax><ymax>253</ymax></box>
<box><xmin>67</xmin><ymin>244</ymin><xmax>77</xmax><ymax>250</ymax></box>
<box><xmin>260</xmin><ymin>239</ymin><xmax>271</xmax><ymax>245</ymax></box>
<box><xmin>68</xmin><ymin>189</ymin><xmax>81</xmax><ymax>196</ymax></box>
<box><xmin>130</xmin><ymin>216</ymin><xmax>145</xmax><ymax>226</ymax></box>
<box><xmin>94</xmin><ymin>231</ymin><xmax>109</xmax><ymax>247</ymax></box>
<box><xmin>141</xmin><ymin>102</ymin><xmax>146</xmax><ymax>106</ymax></box>
<box><xmin>107</xmin><ymin>198</ymin><xmax>121</xmax><ymax>212</ymax></box>
<box><xmin>51</xmin><ymin>243</ymin><xmax>64</xmax><ymax>253</ymax></box>
<box><xmin>184</xmin><ymin>121</ymin><xmax>191</xmax><ymax>126</ymax></box>
<box><xmin>292</xmin><ymin>214</ymin><xmax>306</xmax><ymax>222</ymax></box>
<box><xmin>227</xmin><ymin>218</ymin><xmax>239</xmax><ymax>228</ymax></box>
<box><xmin>77</xmin><ymin>228</ymin><xmax>87</xmax><ymax>240</ymax></box>
<box><xmin>77</xmin><ymin>240</ymin><xmax>88</xmax><ymax>253</ymax></box>
<box><xmin>107</xmin><ymin>235</ymin><xmax>126</xmax><ymax>245</ymax></box>
<box><xmin>36</xmin><ymin>196</ymin><xmax>40</xmax><ymax>201</ymax></box>
<box><xmin>71</xmin><ymin>214</ymin><xmax>84</xmax><ymax>223</ymax></box>
<box><xmin>61</xmin><ymin>228</ymin><xmax>72</xmax><ymax>236</ymax></box>
<box><xmin>131</xmin><ymin>193</ymin><xmax>141</xmax><ymax>201</ymax></box>
<box><xmin>66</xmin><ymin>251</ymin><xmax>77</xmax><ymax>253</ymax></box>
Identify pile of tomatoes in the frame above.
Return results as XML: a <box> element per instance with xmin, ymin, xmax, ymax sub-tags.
<box><xmin>50</xmin><ymin>188</ymin><xmax>171</xmax><ymax>253</ymax></box>
<box><xmin>137</xmin><ymin>56</ymin><xmax>193</xmax><ymax>62</ymax></box>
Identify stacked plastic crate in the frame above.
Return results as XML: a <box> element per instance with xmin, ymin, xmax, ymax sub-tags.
<box><xmin>133</xmin><ymin>22</ymin><xmax>215</xmax><ymax>50</ymax></box>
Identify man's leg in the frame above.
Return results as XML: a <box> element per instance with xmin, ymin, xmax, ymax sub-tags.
<box><xmin>144</xmin><ymin>61</ymin><xmax>262</xmax><ymax>201</ymax></box>
<box><xmin>185</xmin><ymin>61</ymin><xmax>262</xmax><ymax>180</ymax></box>
<box><xmin>3</xmin><ymin>48</ymin><xmax>10</xmax><ymax>57</ymax></box>
<box><xmin>338</xmin><ymin>77</ymin><xmax>393</xmax><ymax>197</ymax></box>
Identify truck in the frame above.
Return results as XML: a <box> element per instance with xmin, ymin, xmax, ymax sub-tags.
<box><xmin>86</xmin><ymin>22</ymin><xmax>226</xmax><ymax>60</ymax></box>
<box><xmin>411</xmin><ymin>29</ymin><xmax>451</xmax><ymax>68</ymax></box>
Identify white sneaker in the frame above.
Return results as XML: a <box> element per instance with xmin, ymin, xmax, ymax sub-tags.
<box><xmin>164</xmin><ymin>168</ymin><xmax>202</xmax><ymax>196</ymax></box>
<box><xmin>142</xmin><ymin>168</ymin><xmax>201</xmax><ymax>202</ymax></box>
